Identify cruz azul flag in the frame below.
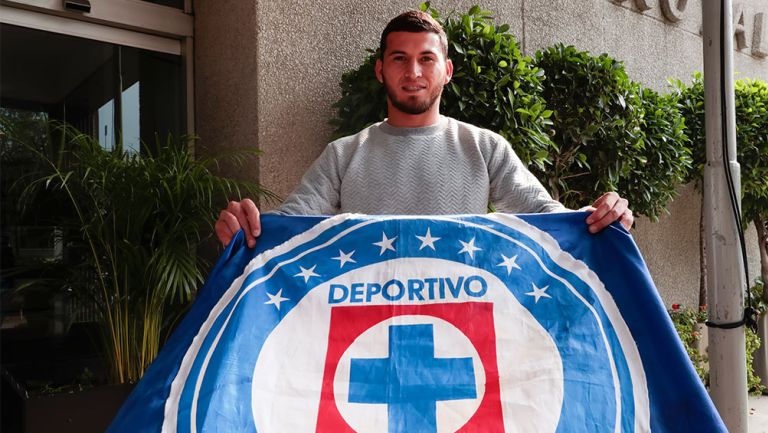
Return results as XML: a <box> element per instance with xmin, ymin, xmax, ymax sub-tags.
<box><xmin>108</xmin><ymin>212</ymin><xmax>726</xmax><ymax>433</ymax></box>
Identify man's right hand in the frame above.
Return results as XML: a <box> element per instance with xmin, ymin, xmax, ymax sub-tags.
<box><xmin>215</xmin><ymin>199</ymin><xmax>261</xmax><ymax>248</ymax></box>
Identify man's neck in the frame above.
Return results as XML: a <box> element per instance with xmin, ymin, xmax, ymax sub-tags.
<box><xmin>385</xmin><ymin>103</ymin><xmax>442</xmax><ymax>128</ymax></box>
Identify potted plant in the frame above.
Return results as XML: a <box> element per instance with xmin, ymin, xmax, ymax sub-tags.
<box><xmin>2</xmin><ymin>118</ymin><xmax>274</xmax><ymax>432</ymax></box>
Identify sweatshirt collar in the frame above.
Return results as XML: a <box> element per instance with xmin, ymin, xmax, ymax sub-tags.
<box><xmin>378</xmin><ymin>116</ymin><xmax>448</xmax><ymax>137</ymax></box>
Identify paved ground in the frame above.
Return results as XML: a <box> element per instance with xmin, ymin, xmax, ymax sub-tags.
<box><xmin>750</xmin><ymin>395</ymin><xmax>768</xmax><ymax>433</ymax></box>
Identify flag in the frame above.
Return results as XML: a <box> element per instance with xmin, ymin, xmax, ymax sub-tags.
<box><xmin>107</xmin><ymin>212</ymin><xmax>726</xmax><ymax>432</ymax></box>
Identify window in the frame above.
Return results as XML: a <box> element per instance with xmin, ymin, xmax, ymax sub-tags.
<box><xmin>0</xmin><ymin>23</ymin><xmax>185</xmax><ymax>334</ymax></box>
<box><xmin>1</xmin><ymin>25</ymin><xmax>184</xmax><ymax>152</ymax></box>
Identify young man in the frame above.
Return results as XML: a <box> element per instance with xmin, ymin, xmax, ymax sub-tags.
<box><xmin>216</xmin><ymin>10</ymin><xmax>633</xmax><ymax>248</ymax></box>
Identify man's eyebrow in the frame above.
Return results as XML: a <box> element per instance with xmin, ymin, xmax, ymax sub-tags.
<box><xmin>386</xmin><ymin>49</ymin><xmax>439</xmax><ymax>56</ymax></box>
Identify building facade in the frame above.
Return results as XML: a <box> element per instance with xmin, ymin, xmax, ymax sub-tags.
<box><xmin>2</xmin><ymin>0</ymin><xmax>766</xmax><ymax>313</ymax></box>
<box><xmin>193</xmin><ymin>0</ymin><xmax>767</xmax><ymax>307</ymax></box>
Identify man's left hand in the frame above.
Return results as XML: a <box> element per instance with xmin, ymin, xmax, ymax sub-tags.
<box><xmin>584</xmin><ymin>192</ymin><xmax>633</xmax><ymax>233</ymax></box>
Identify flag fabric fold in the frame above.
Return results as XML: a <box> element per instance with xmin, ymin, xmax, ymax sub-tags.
<box><xmin>107</xmin><ymin>212</ymin><xmax>726</xmax><ymax>433</ymax></box>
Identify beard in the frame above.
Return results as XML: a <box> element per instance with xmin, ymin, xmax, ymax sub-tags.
<box><xmin>382</xmin><ymin>77</ymin><xmax>443</xmax><ymax>115</ymax></box>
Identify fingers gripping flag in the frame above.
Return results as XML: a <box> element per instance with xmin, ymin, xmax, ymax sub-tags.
<box><xmin>107</xmin><ymin>213</ymin><xmax>726</xmax><ymax>433</ymax></box>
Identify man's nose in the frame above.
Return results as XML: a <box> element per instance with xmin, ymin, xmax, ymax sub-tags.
<box><xmin>404</xmin><ymin>60</ymin><xmax>422</xmax><ymax>78</ymax></box>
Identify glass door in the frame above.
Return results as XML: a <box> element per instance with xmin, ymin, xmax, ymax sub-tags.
<box><xmin>0</xmin><ymin>5</ymin><xmax>190</xmax><ymax>409</ymax></box>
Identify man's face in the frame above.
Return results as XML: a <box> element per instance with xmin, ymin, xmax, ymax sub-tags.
<box><xmin>375</xmin><ymin>31</ymin><xmax>453</xmax><ymax>116</ymax></box>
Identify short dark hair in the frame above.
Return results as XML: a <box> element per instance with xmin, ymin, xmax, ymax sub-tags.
<box><xmin>379</xmin><ymin>10</ymin><xmax>448</xmax><ymax>58</ymax></box>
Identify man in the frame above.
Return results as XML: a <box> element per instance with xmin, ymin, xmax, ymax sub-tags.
<box><xmin>216</xmin><ymin>10</ymin><xmax>633</xmax><ymax>248</ymax></box>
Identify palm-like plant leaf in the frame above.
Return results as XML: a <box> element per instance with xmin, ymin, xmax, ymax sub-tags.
<box><xmin>11</xmin><ymin>121</ymin><xmax>273</xmax><ymax>383</ymax></box>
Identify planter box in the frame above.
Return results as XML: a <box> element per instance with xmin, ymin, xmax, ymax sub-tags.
<box><xmin>2</xmin><ymin>372</ymin><xmax>132</xmax><ymax>433</ymax></box>
<box><xmin>2</xmin><ymin>320</ymin><xmax>133</xmax><ymax>432</ymax></box>
<box><xmin>23</xmin><ymin>383</ymin><xmax>133</xmax><ymax>433</ymax></box>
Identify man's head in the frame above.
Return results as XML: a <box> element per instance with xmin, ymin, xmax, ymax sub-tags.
<box><xmin>379</xmin><ymin>10</ymin><xmax>448</xmax><ymax>59</ymax></box>
<box><xmin>375</xmin><ymin>10</ymin><xmax>453</xmax><ymax>126</ymax></box>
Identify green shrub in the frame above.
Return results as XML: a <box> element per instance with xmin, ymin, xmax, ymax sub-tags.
<box><xmin>618</xmin><ymin>88</ymin><xmax>691</xmax><ymax>219</ymax></box>
<box><xmin>330</xmin><ymin>52</ymin><xmax>385</xmax><ymax>139</ymax></box>
<box><xmin>747</xmin><ymin>325</ymin><xmax>766</xmax><ymax>395</ymax></box>
<box><xmin>669</xmin><ymin>73</ymin><xmax>705</xmax><ymax>184</ymax></box>
<box><xmin>749</xmin><ymin>278</ymin><xmax>768</xmax><ymax>314</ymax></box>
<box><xmin>533</xmin><ymin>44</ymin><xmax>689</xmax><ymax>217</ymax></box>
<box><xmin>673</xmin><ymin>76</ymin><xmax>767</xmax><ymax>224</ymax></box>
<box><xmin>748</xmin><ymin>278</ymin><xmax>768</xmax><ymax>395</ymax></box>
<box><xmin>669</xmin><ymin>304</ymin><xmax>709</xmax><ymax>383</ymax></box>
<box><xmin>734</xmin><ymin>79</ymin><xmax>768</xmax><ymax>230</ymax></box>
<box><xmin>669</xmin><ymin>303</ymin><xmax>765</xmax><ymax>394</ymax></box>
<box><xmin>532</xmin><ymin>44</ymin><xmax>643</xmax><ymax>206</ymax></box>
<box><xmin>674</xmin><ymin>76</ymin><xmax>768</xmax><ymax>302</ymax></box>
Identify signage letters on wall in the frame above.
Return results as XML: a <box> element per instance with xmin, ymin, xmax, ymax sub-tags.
<box><xmin>615</xmin><ymin>0</ymin><xmax>766</xmax><ymax>58</ymax></box>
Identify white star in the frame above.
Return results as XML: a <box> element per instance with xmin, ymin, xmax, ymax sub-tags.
<box><xmin>458</xmin><ymin>237</ymin><xmax>482</xmax><ymax>259</ymax></box>
<box><xmin>332</xmin><ymin>250</ymin><xmax>356</xmax><ymax>268</ymax></box>
<box><xmin>415</xmin><ymin>228</ymin><xmax>441</xmax><ymax>250</ymax></box>
<box><xmin>265</xmin><ymin>289</ymin><xmax>289</xmax><ymax>310</ymax></box>
<box><xmin>497</xmin><ymin>254</ymin><xmax>521</xmax><ymax>275</ymax></box>
<box><xmin>294</xmin><ymin>265</ymin><xmax>320</xmax><ymax>283</ymax></box>
<box><xmin>525</xmin><ymin>284</ymin><xmax>552</xmax><ymax>303</ymax></box>
<box><xmin>373</xmin><ymin>232</ymin><xmax>397</xmax><ymax>255</ymax></box>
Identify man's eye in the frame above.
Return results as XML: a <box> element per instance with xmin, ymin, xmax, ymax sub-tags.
<box><xmin>421</xmin><ymin>57</ymin><xmax>435</xmax><ymax>62</ymax></box>
<box><xmin>392</xmin><ymin>56</ymin><xmax>406</xmax><ymax>62</ymax></box>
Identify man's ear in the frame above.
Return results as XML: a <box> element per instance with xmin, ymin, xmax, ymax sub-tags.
<box><xmin>444</xmin><ymin>58</ymin><xmax>454</xmax><ymax>84</ymax></box>
<box><xmin>375</xmin><ymin>59</ymin><xmax>384</xmax><ymax>83</ymax></box>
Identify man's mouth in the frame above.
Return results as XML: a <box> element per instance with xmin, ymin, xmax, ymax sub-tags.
<box><xmin>401</xmin><ymin>84</ymin><xmax>426</xmax><ymax>92</ymax></box>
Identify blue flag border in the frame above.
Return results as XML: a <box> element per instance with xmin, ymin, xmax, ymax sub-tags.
<box><xmin>106</xmin><ymin>211</ymin><xmax>727</xmax><ymax>433</ymax></box>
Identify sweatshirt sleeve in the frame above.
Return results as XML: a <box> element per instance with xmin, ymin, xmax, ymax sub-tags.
<box><xmin>485</xmin><ymin>135</ymin><xmax>566</xmax><ymax>214</ymax></box>
<box><xmin>272</xmin><ymin>144</ymin><xmax>342</xmax><ymax>215</ymax></box>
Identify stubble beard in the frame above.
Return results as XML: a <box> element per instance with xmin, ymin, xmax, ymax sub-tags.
<box><xmin>383</xmin><ymin>77</ymin><xmax>443</xmax><ymax>115</ymax></box>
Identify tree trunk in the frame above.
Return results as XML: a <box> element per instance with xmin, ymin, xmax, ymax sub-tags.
<box><xmin>548</xmin><ymin>177</ymin><xmax>560</xmax><ymax>202</ymax></box>
<box><xmin>752</xmin><ymin>217</ymin><xmax>768</xmax><ymax>390</ymax></box>
<box><xmin>755</xmin><ymin>217</ymin><xmax>768</xmax><ymax>301</ymax></box>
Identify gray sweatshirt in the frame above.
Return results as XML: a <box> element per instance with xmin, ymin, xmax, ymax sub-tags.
<box><xmin>276</xmin><ymin>116</ymin><xmax>565</xmax><ymax>215</ymax></box>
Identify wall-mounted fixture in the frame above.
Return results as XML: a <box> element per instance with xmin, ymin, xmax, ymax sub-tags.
<box><xmin>63</xmin><ymin>0</ymin><xmax>91</xmax><ymax>13</ymax></box>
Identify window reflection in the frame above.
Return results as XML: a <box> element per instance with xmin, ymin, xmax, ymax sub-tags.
<box><xmin>0</xmin><ymin>24</ymin><xmax>184</xmax><ymax>153</ymax></box>
<box><xmin>0</xmin><ymin>24</ymin><xmax>185</xmax><ymax>337</ymax></box>
<box><xmin>122</xmin><ymin>82</ymin><xmax>140</xmax><ymax>153</ymax></box>
<box><xmin>98</xmin><ymin>98</ymin><xmax>116</xmax><ymax>150</ymax></box>
<box><xmin>97</xmin><ymin>82</ymin><xmax>141</xmax><ymax>152</ymax></box>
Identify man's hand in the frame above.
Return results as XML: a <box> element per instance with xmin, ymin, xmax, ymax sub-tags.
<box><xmin>215</xmin><ymin>199</ymin><xmax>261</xmax><ymax>248</ymax></box>
<box><xmin>584</xmin><ymin>192</ymin><xmax>633</xmax><ymax>233</ymax></box>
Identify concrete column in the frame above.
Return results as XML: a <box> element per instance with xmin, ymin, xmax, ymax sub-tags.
<box><xmin>702</xmin><ymin>0</ymin><xmax>749</xmax><ymax>431</ymax></box>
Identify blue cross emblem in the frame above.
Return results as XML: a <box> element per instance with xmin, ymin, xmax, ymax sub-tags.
<box><xmin>348</xmin><ymin>324</ymin><xmax>477</xmax><ymax>433</ymax></box>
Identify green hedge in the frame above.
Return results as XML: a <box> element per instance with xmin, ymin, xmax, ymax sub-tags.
<box><xmin>533</xmin><ymin>44</ymin><xmax>690</xmax><ymax>216</ymax></box>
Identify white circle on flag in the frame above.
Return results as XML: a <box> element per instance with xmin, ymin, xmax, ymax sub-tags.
<box><xmin>251</xmin><ymin>258</ymin><xmax>563</xmax><ymax>432</ymax></box>
<box><xmin>333</xmin><ymin>315</ymin><xmax>485</xmax><ymax>433</ymax></box>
